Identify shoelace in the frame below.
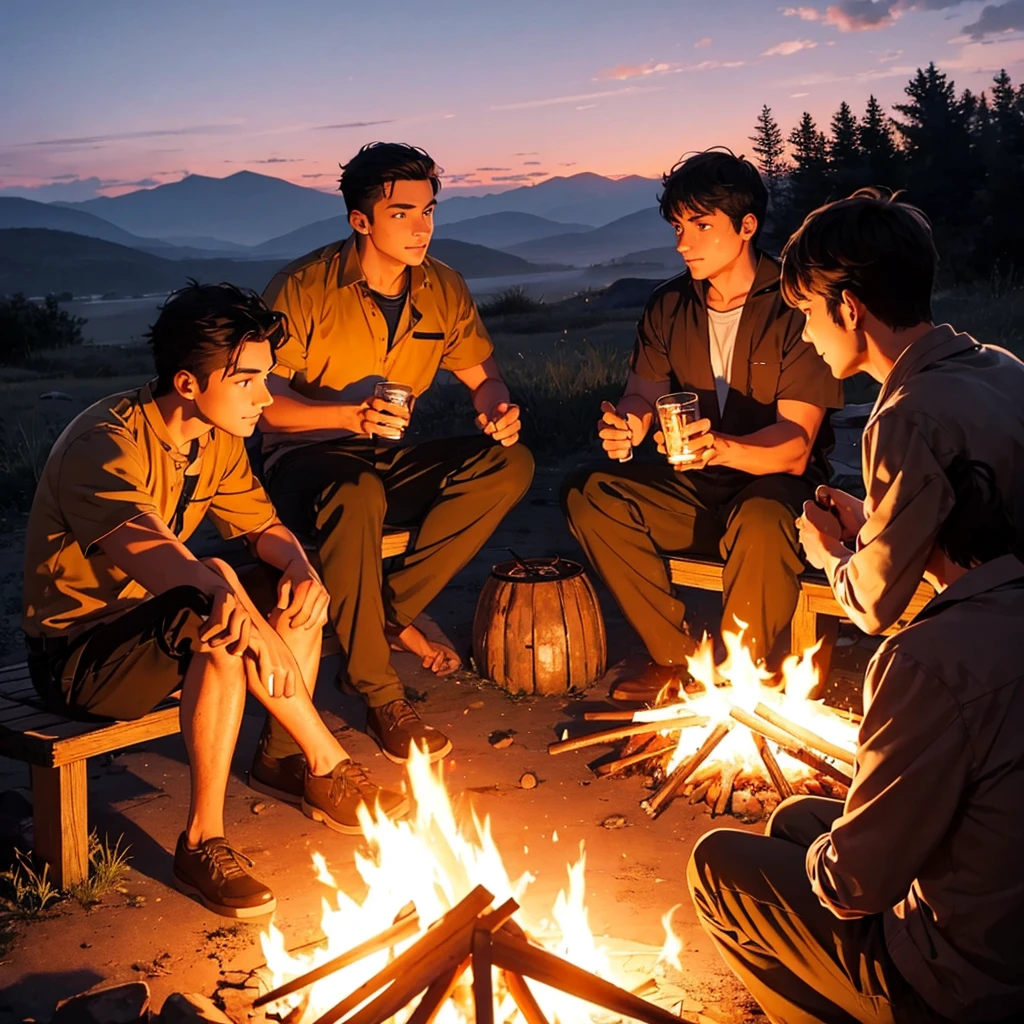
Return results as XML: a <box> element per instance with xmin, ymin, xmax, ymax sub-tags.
<box><xmin>329</xmin><ymin>760</ymin><xmax>378</xmax><ymax>803</ymax></box>
<box><xmin>381</xmin><ymin>700</ymin><xmax>420</xmax><ymax>729</ymax></box>
<box><xmin>205</xmin><ymin>841</ymin><xmax>255</xmax><ymax>881</ymax></box>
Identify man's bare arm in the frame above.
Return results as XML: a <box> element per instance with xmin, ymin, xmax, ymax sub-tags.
<box><xmin>452</xmin><ymin>355</ymin><xmax>511</xmax><ymax>418</ymax></box>
<box><xmin>707</xmin><ymin>400</ymin><xmax>824</xmax><ymax>476</ymax></box>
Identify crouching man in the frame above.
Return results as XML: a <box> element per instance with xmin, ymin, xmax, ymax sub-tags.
<box><xmin>22</xmin><ymin>282</ymin><xmax>407</xmax><ymax>919</ymax></box>
<box><xmin>688</xmin><ymin>457</ymin><xmax>1024</xmax><ymax>1024</ymax></box>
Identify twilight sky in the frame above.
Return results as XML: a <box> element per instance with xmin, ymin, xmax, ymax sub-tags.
<box><xmin>2</xmin><ymin>0</ymin><xmax>1023</xmax><ymax>201</ymax></box>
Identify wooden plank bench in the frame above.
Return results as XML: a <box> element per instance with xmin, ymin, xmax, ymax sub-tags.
<box><xmin>0</xmin><ymin>528</ymin><xmax>412</xmax><ymax>889</ymax></box>
<box><xmin>667</xmin><ymin>554</ymin><xmax>935</xmax><ymax>680</ymax></box>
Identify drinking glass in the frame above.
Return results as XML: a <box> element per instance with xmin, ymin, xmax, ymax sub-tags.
<box><xmin>373</xmin><ymin>381</ymin><xmax>414</xmax><ymax>441</ymax></box>
<box><xmin>656</xmin><ymin>392</ymin><xmax>702</xmax><ymax>465</ymax></box>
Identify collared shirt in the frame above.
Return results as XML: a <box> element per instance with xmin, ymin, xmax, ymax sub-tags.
<box><xmin>260</xmin><ymin>234</ymin><xmax>494</xmax><ymax>469</ymax></box>
<box><xmin>630</xmin><ymin>252</ymin><xmax>844</xmax><ymax>485</ymax></box>
<box><xmin>828</xmin><ymin>325</ymin><xmax>1024</xmax><ymax>634</ymax></box>
<box><xmin>806</xmin><ymin>555</ymin><xmax>1024</xmax><ymax>1023</ymax></box>
<box><xmin>22</xmin><ymin>384</ymin><xmax>275</xmax><ymax>637</ymax></box>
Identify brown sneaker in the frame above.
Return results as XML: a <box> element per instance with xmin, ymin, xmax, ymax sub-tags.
<box><xmin>248</xmin><ymin>747</ymin><xmax>306</xmax><ymax>805</ymax></box>
<box><xmin>365</xmin><ymin>699</ymin><xmax>453</xmax><ymax>763</ymax></box>
<box><xmin>302</xmin><ymin>760</ymin><xmax>411</xmax><ymax>834</ymax></box>
<box><xmin>171</xmin><ymin>834</ymin><xmax>276</xmax><ymax>919</ymax></box>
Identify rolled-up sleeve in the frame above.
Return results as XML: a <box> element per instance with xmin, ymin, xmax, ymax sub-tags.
<box><xmin>829</xmin><ymin>413</ymin><xmax>952</xmax><ymax>634</ymax></box>
<box><xmin>629</xmin><ymin>297</ymin><xmax>672</xmax><ymax>382</ymax></box>
<box><xmin>206</xmin><ymin>435</ymin><xmax>277</xmax><ymax>539</ymax></box>
<box><xmin>807</xmin><ymin>646</ymin><xmax>969</xmax><ymax>918</ymax></box>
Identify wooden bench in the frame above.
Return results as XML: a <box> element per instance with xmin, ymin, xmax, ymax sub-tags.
<box><xmin>0</xmin><ymin>528</ymin><xmax>412</xmax><ymax>889</ymax></box>
<box><xmin>666</xmin><ymin>555</ymin><xmax>935</xmax><ymax>678</ymax></box>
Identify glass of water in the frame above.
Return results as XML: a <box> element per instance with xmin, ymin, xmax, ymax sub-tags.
<box><xmin>656</xmin><ymin>392</ymin><xmax>702</xmax><ymax>465</ymax></box>
<box><xmin>373</xmin><ymin>381</ymin><xmax>414</xmax><ymax>441</ymax></box>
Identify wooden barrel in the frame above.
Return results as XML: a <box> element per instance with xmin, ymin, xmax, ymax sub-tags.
<box><xmin>472</xmin><ymin>557</ymin><xmax>607</xmax><ymax>696</ymax></box>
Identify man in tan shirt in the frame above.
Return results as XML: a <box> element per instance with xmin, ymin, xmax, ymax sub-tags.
<box><xmin>689</xmin><ymin>457</ymin><xmax>1024</xmax><ymax>1023</ymax></box>
<box><xmin>260</xmin><ymin>143</ymin><xmax>534</xmax><ymax>763</ymax></box>
<box><xmin>782</xmin><ymin>189</ymin><xmax>1024</xmax><ymax>632</ymax></box>
<box><xmin>23</xmin><ymin>283</ymin><xmax>406</xmax><ymax>919</ymax></box>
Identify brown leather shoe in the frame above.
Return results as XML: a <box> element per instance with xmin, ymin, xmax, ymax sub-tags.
<box><xmin>365</xmin><ymin>699</ymin><xmax>453</xmax><ymax>763</ymax></box>
<box><xmin>248</xmin><ymin>747</ymin><xmax>306</xmax><ymax>805</ymax></box>
<box><xmin>302</xmin><ymin>760</ymin><xmax>410</xmax><ymax>834</ymax></box>
<box><xmin>172</xmin><ymin>834</ymin><xmax>276</xmax><ymax>919</ymax></box>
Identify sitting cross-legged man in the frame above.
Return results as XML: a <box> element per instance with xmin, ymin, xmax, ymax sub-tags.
<box><xmin>22</xmin><ymin>282</ymin><xmax>408</xmax><ymax>920</ymax></box>
<box><xmin>259</xmin><ymin>142</ymin><xmax>534</xmax><ymax>764</ymax></box>
<box><xmin>688</xmin><ymin>456</ymin><xmax>1024</xmax><ymax>1024</ymax></box>
<box><xmin>562</xmin><ymin>149</ymin><xmax>842</xmax><ymax>700</ymax></box>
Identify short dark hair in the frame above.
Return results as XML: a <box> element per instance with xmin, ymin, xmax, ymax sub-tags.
<box><xmin>780</xmin><ymin>188</ymin><xmax>937</xmax><ymax>331</ymax></box>
<box><xmin>658</xmin><ymin>148</ymin><xmax>768</xmax><ymax>245</ymax></box>
<box><xmin>338</xmin><ymin>143</ymin><xmax>442</xmax><ymax>219</ymax></box>
<box><xmin>146</xmin><ymin>281</ymin><xmax>285</xmax><ymax>397</ymax></box>
<box><xmin>937</xmin><ymin>455</ymin><xmax>1015</xmax><ymax>569</ymax></box>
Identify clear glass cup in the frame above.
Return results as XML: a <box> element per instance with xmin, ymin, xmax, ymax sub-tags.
<box><xmin>372</xmin><ymin>381</ymin><xmax>414</xmax><ymax>441</ymax></box>
<box><xmin>656</xmin><ymin>392</ymin><xmax>702</xmax><ymax>465</ymax></box>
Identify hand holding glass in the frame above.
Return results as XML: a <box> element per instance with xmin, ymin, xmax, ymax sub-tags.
<box><xmin>656</xmin><ymin>392</ymin><xmax>702</xmax><ymax>465</ymax></box>
<box><xmin>372</xmin><ymin>381</ymin><xmax>414</xmax><ymax>440</ymax></box>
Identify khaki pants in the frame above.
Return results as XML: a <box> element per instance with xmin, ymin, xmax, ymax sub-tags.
<box><xmin>687</xmin><ymin>796</ymin><xmax>947</xmax><ymax>1024</ymax></box>
<box><xmin>267</xmin><ymin>434</ymin><xmax>534</xmax><ymax>707</ymax></box>
<box><xmin>561</xmin><ymin>462</ymin><xmax>811</xmax><ymax>665</ymax></box>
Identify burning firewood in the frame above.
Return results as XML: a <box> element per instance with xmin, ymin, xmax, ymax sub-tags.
<box><xmin>547</xmin><ymin>713</ymin><xmax>710</xmax><ymax>755</ymax></box>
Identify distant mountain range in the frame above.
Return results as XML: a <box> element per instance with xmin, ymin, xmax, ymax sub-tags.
<box><xmin>0</xmin><ymin>229</ymin><xmax>551</xmax><ymax>298</ymax></box>
<box><xmin>433</xmin><ymin>211</ymin><xmax>590</xmax><ymax>249</ymax></box>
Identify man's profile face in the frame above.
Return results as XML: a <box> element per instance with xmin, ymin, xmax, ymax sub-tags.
<box><xmin>351</xmin><ymin>178</ymin><xmax>436</xmax><ymax>267</ymax></box>
<box><xmin>795</xmin><ymin>292</ymin><xmax>865</xmax><ymax>379</ymax></box>
<box><xmin>671</xmin><ymin>206</ymin><xmax>755</xmax><ymax>281</ymax></box>
<box><xmin>187</xmin><ymin>339</ymin><xmax>275</xmax><ymax>436</ymax></box>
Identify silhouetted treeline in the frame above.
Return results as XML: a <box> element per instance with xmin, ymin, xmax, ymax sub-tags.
<box><xmin>749</xmin><ymin>63</ymin><xmax>1024</xmax><ymax>282</ymax></box>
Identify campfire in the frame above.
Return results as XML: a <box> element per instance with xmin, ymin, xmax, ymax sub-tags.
<box><xmin>255</xmin><ymin>750</ymin><xmax>684</xmax><ymax>1024</ymax></box>
<box><xmin>550</xmin><ymin>628</ymin><xmax>859</xmax><ymax>821</ymax></box>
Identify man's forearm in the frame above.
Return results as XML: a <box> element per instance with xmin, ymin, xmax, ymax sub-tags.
<box><xmin>251</xmin><ymin>520</ymin><xmax>316</xmax><ymax>574</ymax></box>
<box><xmin>260</xmin><ymin>380</ymin><xmax>360</xmax><ymax>434</ymax></box>
<box><xmin>616</xmin><ymin>392</ymin><xmax>656</xmax><ymax>444</ymax></box>
<box><xmin>470</xmin><ymin>376</ymin><xmax>510</xmax><ymax>418</ymax></box>
<box><xmin>711</xmin><ymin>422</ymin><xmax>811</xmax><ymax>475</ymax></box>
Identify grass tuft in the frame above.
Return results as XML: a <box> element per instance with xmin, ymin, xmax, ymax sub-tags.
<box><xmin>68</xmin><ymin>831</ymin><xmax>132</xmax><ymax>907</ymax></box>
<box><xmin>0</xmin><ymin>848</ymin><xmax>62</xmax><ymax>918</ymax></box>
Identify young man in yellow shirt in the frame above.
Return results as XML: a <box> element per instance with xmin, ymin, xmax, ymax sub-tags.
<box><xmin>23</xmin><ymin>283</ymin><xmax>407</xmax><ymax>919</ymax></box>
<box><xmin>261</xmin><ymin>143</ymin><xmax>534</xmax><ymax>763</ymax></box>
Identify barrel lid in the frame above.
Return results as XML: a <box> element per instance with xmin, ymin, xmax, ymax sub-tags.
<box><xmin>489</xmin><ymin>556</ymin><xmax>584</xmax><ymax>584</ymax></box>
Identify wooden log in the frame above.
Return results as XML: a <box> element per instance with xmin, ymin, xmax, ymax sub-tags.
<box><xmin>490</xmin><ymin>930</ymin><xmax>681</xmax><ymax>1024</ymax></box>
<box><xmin>549</xmin><ymin>715</ymin><xmax>709</xmax><ymax>755</ymax></box>
<box><xmin>688</xmin><ymin>778</ymin><xmax>714</xmax><ymax>804</ymax></box>
<box><xmin>253</xmin><ymin>908</ymin><xmax>422</xmax><ymax>1008</ymax></box>
<box><xmin>752</xmin><ymin>733</ymin><xmax>794</xmax><ymax>800</ymax></box>
<box><xmin>641</xmin><ymin>721</ymin><xmax>733</xmax><ymax>818</ymax></box>
<box><xmin>713</xmin><ymin>765</ymin><xmax>739</xmax><ymax>817</ymax></box>
<box><xmin>595</xmin><ymin>744</ymin><xmax>672</xmax><ymax>778</ymax></box>
<box><xmin>472</xmin><ymin>928</ymin><xmax>495</xmax><ymax>1024</ymax></box>
<box><xmin>787</xmin><ymin>746</ymin><xmax>854</xmax><ymax>788</ymax></box>
<box><xmin>753</xmin><ymin>703</ymin><xmax>855</xmax><ymax>768</ymax></box>
<box><xmin>501</xmin><ymin>971</ymin><xmax>551</xmax><ymax>1024</ymax></box>
<box><xmin>406</xmin><ymin>960</ymin><xmax>469</xmax><ymax>1024</ymax></box>
<box><xmin>306</xmin><ymin>886</ymin><xmax>494</xmax><ymax>1024</ymax></box>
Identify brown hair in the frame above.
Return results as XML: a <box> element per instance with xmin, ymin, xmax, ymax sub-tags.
<box><xmin>339</xmin><ymin>143</ymin><xmax>441</xmax><ymax>219</ymax></box>
<box><xmin>780</xmin><ymin>187</ymin><xmax>937</xmax><ymax>330</ymax></box>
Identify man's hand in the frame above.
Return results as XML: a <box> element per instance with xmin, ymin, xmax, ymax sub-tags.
<box><xmin>654</xmin><ymin>417</ymin><xmax>716</xmax><ymax>471</ymax></box>
<box><xmin>796</xmin><ymin>499</ymin><xmax>846</xmax><ymax>570</ymax></box>
<box><xmin>276</xmin><ymin>559</ymin><xmax>330</xmax><ymax>630</ymax></box>
<box><xmin>356</xmin><ymin>396</ymin><xmax>411</xmax><ymax>439</ymax></box>
<box><xmin>815</xmin><ymin>486</ymin><xmax>865</xmax><ymax>542</ymax></box>
<box><xmin>598</xmin><ymin>401</ymin><xmax>643</xmax><ymax>461</ymax></box>
<box><xmin>245</xmin><ymin>622</ymin><xmax>303</xmax><ymax>699</ymax></box>
<box><xmin>475</xmin><ymin>401</ymin><xmax>521</xmax><ymax>446</ymax></box>
<box><xmin>199</xmin><ymin>586</ymin><xmax>253</xmax><ymax>655</ymax></box>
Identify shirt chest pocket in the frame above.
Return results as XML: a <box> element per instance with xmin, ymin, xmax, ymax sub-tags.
<box><xmin>411</xmin><ymin>330</ymin><xmax>445</xmax><ymax>341</ymax></box>
<box><xmin>748</xmin><ymin>359</ymin><xmax>782</xmax><ymax>405</ymax></box>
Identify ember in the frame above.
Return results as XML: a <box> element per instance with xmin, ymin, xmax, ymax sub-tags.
<box><xmin>551</xmin><ymin>627</ymin><xmax>859</xmax><ymax>821</ymax></box>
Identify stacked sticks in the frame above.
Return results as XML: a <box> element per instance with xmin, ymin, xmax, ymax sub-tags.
<box><xmin>254</xmin><ymin>886</ymin><xmax>683</xmax><ymax>1024</ymax></box>
<box><xmin>549</xmin><ymin>702</ymin><xmax>857</xmax><ymax>821</ymax></box>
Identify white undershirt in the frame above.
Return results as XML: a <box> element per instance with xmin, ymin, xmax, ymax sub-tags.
<box><xmin>706</xmin><ymin>305</ymin><xmax>744</xmax><ymax>415</ymax></box>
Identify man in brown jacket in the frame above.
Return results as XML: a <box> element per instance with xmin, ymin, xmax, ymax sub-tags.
<box><xmin>260</xmin><ymin>143</ymin><xmax>533</xmax><ymax>763</ymax></box>
<box><xmin>689</xmin><ymin>457</ymin><xmax>1024</xmax><ymax>1023</ymax></box>
<box><xmin>786</xmin><ymin>189</ymin><xmax>1024</xmax><ymax>633</ymax></box>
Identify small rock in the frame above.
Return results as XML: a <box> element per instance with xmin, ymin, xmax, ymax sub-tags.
<box><xmin>519</xmin><ymin>772</ymin><xmax>538</xmax><ymax>789</ymax></box>
<box><xmin>40</xmin><ymin>390</ymin><xmax>73</xmax><ymax>401</ymax></box>
<box><xmin>730</xmin><ymin>789</ymin><xmax>763</xmax><ymax>821</ymax></box>
<box><xmin>54</xmin><ymin>981</ymin><xmax>150</xmax><ymax>1024</ymax></box>
<box><xmin>159</xmin><ymin>992</ymin><xmax>233</xmax><ymax>1024</ymax></box>
<box><xmin>468</xmin><ymin>700</ymin><xmax>485</xmax><ymax>709</ymax></box>
<box><xmin>251</xmin><ymin>801</ymin><xmax>268</xmax><ymax>815</ymax></box>
<box><xmin>489</xmin><ymin>730</ymin><xmax>514</xmax><ymax>749</ymax></box>
<box><xmin>601</xmin><ymin>813</ymin><xmax>628</xmax><ymax>830</ymax></box>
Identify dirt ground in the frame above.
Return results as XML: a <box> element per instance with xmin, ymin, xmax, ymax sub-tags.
<box><xmin>0</xmin><ymin>455</ymin><xmax>877</xmax><ymax>1024</ymax></box>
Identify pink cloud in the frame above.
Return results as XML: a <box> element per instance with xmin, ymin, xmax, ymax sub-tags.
<box><xmin>763</xmin><ymin>38</ymin><xmax>820</xmax><ymax>54</ymax></box>
<box><xmin>782</xmin><ymin>5</ymin><xmax>824</xmax><ymax>19</ymax></box>
<box><xmin>694</xmin><ymin>37</ymin><xmax>713</xmax><ymax>47</ymax></box>
<box><xmin>598</xmin><ymin>61</ymin><xmax>681</xmax><ymax>80</ymax></box>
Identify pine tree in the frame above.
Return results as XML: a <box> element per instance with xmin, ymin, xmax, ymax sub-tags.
<box><xmin>788</xmin><ymin>112</ymin><xmax>830</xmax><ymax>216</ymax></box>
<box><xmin>829</xmin><ymin>101</ymin><xmax>860</xmax><ymax>166</ymax></box>
<box><xmin>749</xmin><ymin>105</ymin><xmax>788</xmax><ymax>200</ymax></box>
<box><xmin>858</xmin><ymin>94</ymin><xmax>900</xmax><ymax>188</ymax></box>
